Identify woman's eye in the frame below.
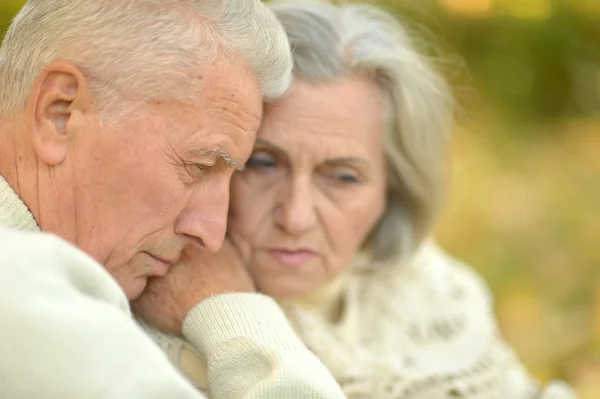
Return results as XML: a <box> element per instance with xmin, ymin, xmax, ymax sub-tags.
<box><xmin>323</xmin><ymin>167</ymin><xmax>361</xmax><ymax>184</ymax></box>
<box><xmin>335</xmin><ymin>173</ymin><xmax>359</xmax><ymax>183</ymax></box>
<box><xmin>245</xmin><ymin>153</ymin><xmax>276</xmax><ymax>169</ymax></box>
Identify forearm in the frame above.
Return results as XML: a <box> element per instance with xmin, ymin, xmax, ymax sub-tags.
<box><xmin>0</xmin><ymin>299</ymin><xmax>207</xmax><ymax>399</ymax></box>
<box><xmin>183</xmin><ymin>293</ymin><xmax>346</xmax><ymax>399</ymax></box>
<box><xmin>0</xmin><ymin>230</ymin><xmax>206</xmax><ymax>399</ymax></box>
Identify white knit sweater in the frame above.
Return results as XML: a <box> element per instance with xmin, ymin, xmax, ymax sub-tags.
<box><xmin>141</xmin><ymin>235</ymin><xmax>579</xmax><ymax>399</ymax></box>
<box><xmin>277</xmin><ymin>242</ymin><xmax>578</xmax><ymax>398</ymax></box>
<box><xmin>0</xmin><ymin>175</ymin><xmax>345</xmax><ymax>399</ymax></box>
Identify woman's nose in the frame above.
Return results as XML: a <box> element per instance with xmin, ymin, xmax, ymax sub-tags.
<box><xmin>273</xmin><ymin>178</ymin><xmax>317</xmax><ymax>236</ymax></box>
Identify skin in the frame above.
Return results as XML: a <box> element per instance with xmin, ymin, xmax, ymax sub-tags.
<box><xmin>0</xmin><ymin>51</ymin><xmax>262</xmax><ymax>301</ymax></box>
<box><xmin>228</xmin><ymin>78</ymin><xmax>388</xmax><ymax>299</ymax></box>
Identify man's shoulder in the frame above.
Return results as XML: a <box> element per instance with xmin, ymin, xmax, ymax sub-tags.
<box><xmin>0</xmin><ymin>227</ymin><xmax>92</xmax><ymax>270</ymax></box>
<box><xmin>1</xmin><ymin>226</ymin><xmax>68</xmax><ymax>249</ymax></box>
<box><xmin>0</xmin><ymin>226</ymin><xmax>129</xmax><ymax>312</ymax></box>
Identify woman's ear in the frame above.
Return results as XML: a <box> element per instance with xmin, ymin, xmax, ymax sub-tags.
<box><xmin>28</xmin><ymin>62</ymin><xmax>91</xmax><ymax>165</ymax></box>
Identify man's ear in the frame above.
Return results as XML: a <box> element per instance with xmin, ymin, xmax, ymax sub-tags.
<box><xmin>28</xmin><ymin>62</ymin><xmax>91</xmax><ymax>165</ymax></box>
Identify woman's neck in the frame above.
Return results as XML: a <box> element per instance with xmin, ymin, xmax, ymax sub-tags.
<box><xmin>278</xmin><ymin>272</ymin><xmax>350</xmax><ymax>322</ymax></box>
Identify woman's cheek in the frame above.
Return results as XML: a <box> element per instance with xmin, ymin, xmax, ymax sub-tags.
<box><xmin>228</xmin><ymin>228</ymin><xmax>254</xmax><ymax>265</ymax></box>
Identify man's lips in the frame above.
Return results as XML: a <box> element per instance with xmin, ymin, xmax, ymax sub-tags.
<box><xmin>144</xmin><ymin>252</ymin><xmax>179</xmax><ymax>276</ymax></box>
<box><xmin>152</xmin><ymin>254</ymin><xmax>180</xmax><ymax>265</ymax></box>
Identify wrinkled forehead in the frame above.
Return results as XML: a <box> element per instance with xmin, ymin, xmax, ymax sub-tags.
<box><xmin>258</xmin><ymin>78</ymin><xmax>386</xmax><ymax>160</ymax></box>
<box><xmin>149</xmin><ymin>52</ymin><xmax>264</xmax><ymax>162</ymax></box>
<box><xmin>199</xmin><ymin>51</ymin><xmax>264</xmax><ymax>130</ymax></box>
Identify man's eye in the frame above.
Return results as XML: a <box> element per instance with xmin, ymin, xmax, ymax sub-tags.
<box><xmin>185</xmin><ymin>163</ymin><xmax>210</xmax><ymax>181</ymax></box>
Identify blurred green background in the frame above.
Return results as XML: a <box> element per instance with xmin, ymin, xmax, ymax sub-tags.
<box><xmin>2</xmin><ymin>0</ymin><xmax>598</xmax><ymax>396</ymax></box>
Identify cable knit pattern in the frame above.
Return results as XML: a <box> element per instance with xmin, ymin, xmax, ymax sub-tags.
<box><xmin>143</xmin><ymin>240</ymin><xmax>578</xmax><ymax>399</ymax></box>
<box><xmin>277</xmin><ymin>241</ymin><xmax>578</xmax><ymax>399</ymax></box>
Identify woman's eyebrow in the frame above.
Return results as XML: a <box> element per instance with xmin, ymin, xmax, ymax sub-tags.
<box><xmin>255</xmin><ymin>138</ymin><xmax>284</xmax><ymax>152</ymax></box>
<box><xmin>255</xmin><ymin>138</ymin><xmax>369</xmax><ymax>165</ymax></box>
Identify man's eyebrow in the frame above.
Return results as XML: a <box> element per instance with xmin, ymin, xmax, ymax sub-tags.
<box><xmin>188</xmin><ymin>146</ymin><xmax>238</xmax><ymax>167</ymax></box>
<box><xmin>323</xmin><ymin>157</ymin><xmax>369</xmax><ymax>165</ymax></box>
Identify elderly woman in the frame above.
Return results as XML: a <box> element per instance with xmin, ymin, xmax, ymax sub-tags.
<box><xmin>142</xmin><ymin>1</ymin><xmax>578</xmax><ymax>398</ymax></box>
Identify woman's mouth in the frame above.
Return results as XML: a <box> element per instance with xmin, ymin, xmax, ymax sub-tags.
<box><xmin>267</xmin><ymin>248</ymin><xmax>316</xmax><ymax>267</ymax></box>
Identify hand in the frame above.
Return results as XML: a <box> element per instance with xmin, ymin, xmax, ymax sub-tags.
<box><xmin>131</xmin><ymin>239</ymin><xmax>255</xmax><ymax>335</ymax></box>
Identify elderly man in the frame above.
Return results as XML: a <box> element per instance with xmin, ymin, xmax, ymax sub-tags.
<box><xmin>0</xmin><ymin>0</ymin><xmax>345</xmax><ymax>398</ymax></box>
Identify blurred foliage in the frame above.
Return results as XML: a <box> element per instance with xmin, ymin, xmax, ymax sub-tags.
<box><xmin>436</xmin><ymin>120</ymin><xmax>600</xmax><ymax>398</ymax></box>
<box><xmin>362</xmin><ymin>0</ymin><xmax>600</xmax><ymax>126</ymax></box>
<box><xmin>1</xmin><ymin>0</ymin><xmax>599</xmax><ymax>397</ymax></box>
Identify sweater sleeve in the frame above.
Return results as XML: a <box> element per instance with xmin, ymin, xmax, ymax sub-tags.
<box><xmin>0</xmin><ymin>228</ymin><xmax>205</xmax><ymax>399</ymax></box>
<box><xmin>183</xmin><ymin>293</ymin><xmax>347</xmax><ymax>399</ymax></box>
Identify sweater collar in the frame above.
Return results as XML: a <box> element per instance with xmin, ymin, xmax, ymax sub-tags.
<box><xmin>0</xmin><ymin>175</ymin><xmax>40</xmax><ymax>232</ymax></box>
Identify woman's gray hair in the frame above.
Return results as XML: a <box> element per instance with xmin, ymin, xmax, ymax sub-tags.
<box><xmin>269</xmin><ymin>0</ymin><xmax>454</xmax><ymax>264</ymax></box>
<box><xmin>0</xmin><ymin>0</ymin><xmax>292</xmax><ymax>118</ymax></box>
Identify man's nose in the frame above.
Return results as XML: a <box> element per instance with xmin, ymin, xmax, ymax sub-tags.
<box><xmin>175</xmin><ymin>182</ymin><xmax>229</xmax><ymax>253</ymax></box>
<box><xmin>273</xmin><ymin>177</ymin><xmax>317</xmax><ymax>236</ymax></box>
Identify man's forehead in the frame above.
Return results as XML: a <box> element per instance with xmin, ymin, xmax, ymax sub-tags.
<box><xmin>197</xmin><ymin>54</ymin><xmax>263</xmax><ymax>130</ymax></box>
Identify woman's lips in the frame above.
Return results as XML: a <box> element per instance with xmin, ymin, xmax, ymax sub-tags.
<box><xmin>267</xmin><ymin>249</ymin><xmax>316</xmax><ymax>267</ymax></box>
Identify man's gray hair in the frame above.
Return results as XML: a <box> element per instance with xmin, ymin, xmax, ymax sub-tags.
<box><xmin>0</xmin><ymin>0</ymin><xmax>292</xmax><ymax>117</ymax></box>
<box><xmin>269</xmin><ymin>0</ymin><xmax>454</xmax><ymax>264</ymax></box>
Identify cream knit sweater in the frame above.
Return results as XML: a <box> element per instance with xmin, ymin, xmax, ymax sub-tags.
<box><xmin>0</xmin><ymin>175</ymin><xmax>345</xmax><ymax>399</ymax></box>
<box><xmin>276</xmin><ymin>243</ymin><xmax>578</xmax><ymax>398</ymax></box>
<box><xmin>142</xmin><ymin>231</ymin><xmax>579</xmax><ymax>398</ymax></box>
